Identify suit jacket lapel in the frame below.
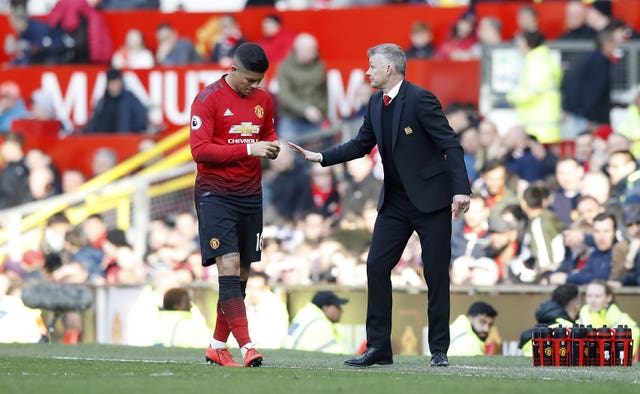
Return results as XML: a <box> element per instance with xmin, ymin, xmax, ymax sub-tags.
<box><xmin>372</xmin><ymin>92</ymin><xmax>384</xmax><ymax>153</ymax></box>
<box><xmin>391</xmin><ymin>81</ymin><xmax>406</xmax><ymax>150</ymax></box>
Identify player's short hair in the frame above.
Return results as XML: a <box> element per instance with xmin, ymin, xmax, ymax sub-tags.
<box><xmin>234</xmin><ymin>42</ymin><xmax>269</xmax><ymax>73</ymax></box>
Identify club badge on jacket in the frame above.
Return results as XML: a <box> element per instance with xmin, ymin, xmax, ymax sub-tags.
<box><xmin>404</xmin><ymin>126</ymin><xmax>413</xmax><ymax>135</ymax></box>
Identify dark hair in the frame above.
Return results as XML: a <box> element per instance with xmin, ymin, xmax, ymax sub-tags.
<box><xmin>467</xmin><ymin>301</ymin><xmax>497</xmax><ymax>318</ymax></box>
<box><xmin>249</xmin><ymin>269</ymin><xmax>269</xmax><ymax>282</ymax></box>
<box><xmin>3</xmin><ymin>131</ymin><xmax>25</xmax><ymax>147</ymax></box>
<box><xmin>234</xmin><ymin>42</ymin><xmax>269</xmax><ymax>73</ymax></box>
<box><xmin>610</xmin><ymin>149</ymin><xmax>636</xmax><ymax>165</ymax></box>
<box><xmin>588</xmin><ymin>279</ymin><xmax>615</xmax><ymax>304</ymax></box>
<box><xmin>163</xmin><ymin>288</ymin><xmax>190</xmax><ymax>311</ymax></box>
<box><xmin>597</xmin><ymin>24</ymin><xmax>617</xmax><ymax>50</ymax></box>
<box><xmin>593</xmin><ymin>211</ymin><xmax>617</xmax><ymax>230</ymax></box>
<box><xmin>576</xmin><ymin>194</ymin><xmax>599</xmax><ymax>207</ymax></box>
<box><xmin>523</xmin><ymin>183</ymin><xmax>550</xmax><ymax>209</ymax></box>
<box><xmin>520</xmin><ymin>30</ymin><xmax>545</xmax><ymax>49</ymax></box>
<box><xmin>264</xmin><ymin>14</ymin><xmax>281</xmax><ymax>25</ymax></box>
<box><xmin>479</xmin><ymin>159</ymin><xmax>506</xmax><ymax>174</ymax></box>
<box><xmin>551</xmin><ymin>284</ymin><xmax>579</xmax><ymax>308</ymax></box>
<box><xmin>156</xmin><ymin>22</ymin><xmax>173</xmax><ymax>32</ymax></box>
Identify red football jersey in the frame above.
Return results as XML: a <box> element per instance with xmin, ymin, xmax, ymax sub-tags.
<box><xmin>190</xmin><ymin>76</ymin><xmax>277</xmax><ymax>197</ymax></box>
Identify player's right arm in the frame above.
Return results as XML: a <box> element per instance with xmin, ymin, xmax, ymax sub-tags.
<box><xmin>189</xmin><ymin>96</ymin><xmax>247</xmax><ymax>165</ymax></box>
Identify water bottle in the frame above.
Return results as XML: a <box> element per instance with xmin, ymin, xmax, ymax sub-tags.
<box><xmin>586</xmin><ymin>325</ymin><xmax>598</xmax><ymax>366</ymax></box>
<box><xmin>552</xmin><ymin>325</ymin><xmax>570</xmax><ymax>366</ymax></box>
<box><xmin>571</xmin><ymin>325</ymin><xmax>587</xmax><ymax>366</ymax></box>
<box><xmin>597</xmin><ymin>325</ymin><xmax>613</xmax><ymax>366</ymax></box>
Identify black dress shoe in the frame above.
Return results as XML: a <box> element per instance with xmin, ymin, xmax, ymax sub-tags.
<box><xmin>344</xmin><ymin>347</ymin><xmax>393</xmax><ymax>367</ymax></box>
<box><xmin>430</xmin><ymin>352</ymin><xmax>449</xmax><ymax>367</ymax></box>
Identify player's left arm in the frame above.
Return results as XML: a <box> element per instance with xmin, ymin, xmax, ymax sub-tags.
<box><xmin>260</xmin><ymin>95</ymin><xmax>280</xmax><ymax>159</ymax></box>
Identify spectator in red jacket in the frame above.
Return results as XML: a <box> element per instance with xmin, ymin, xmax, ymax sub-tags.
<box><xmin>257</xmin><ymin>14</ymin><xmax>294</xmax><ymax>67</ymax></box>
<box><xmin>47</xmin><ymin>0</ymin><xmax>114</xmax><ymax>64</ymax></box>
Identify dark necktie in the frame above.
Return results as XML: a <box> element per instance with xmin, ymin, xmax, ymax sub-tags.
<box><xmin>383</xmin><ymin>94</ymin><xmax>391</xmax><ymax>106</ymax></box>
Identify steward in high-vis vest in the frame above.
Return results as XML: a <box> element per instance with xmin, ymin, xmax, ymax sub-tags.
<box><xmin>448</xmin><ymin>301</ymin><xmax>498</xmax><ymax>356</ymax></box>
<box><xmin>282</xmin><ymin>291</ymin><xmax>348</xmax><ymax>354</ymax></box>
<box><xmin>507</xmin><ymin>31</ymin><xmax>562</xmax><ymax>144</ymax></box>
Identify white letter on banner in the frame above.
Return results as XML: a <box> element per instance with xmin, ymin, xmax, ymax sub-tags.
<box><xmin>147</xmin><ymin>71</ymin><xmax>164</xmax><ymax>126</ymax></box>
<box><xmin>42</xmin><ymin>71</ymin><xmax>88</xmax><ymax>125</ymax></box>
<box><xmin>164</xmin><ymin>71</ymin><xmax>185</xmax><ymax>126</ymax></box>
<box><xmin>327</xmin><ymin>68</ymin><xmax>365</xmax><ymax>121</ymax></box>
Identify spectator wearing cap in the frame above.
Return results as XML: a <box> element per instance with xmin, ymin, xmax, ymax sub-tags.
<box><xmin>0</xmin><ymin>81</ymin><xmax>28</xmax><ymax>133</ymax></box>
<box><xmin>587</xmin><ymin>0</ymin><xmax>613</xmax><ymax>32</ymax></box>
<box><xmin>281</xmin><ymin>290</ymin><xmax>349</xmax><ymax>354</ymax></box>
<box><xmin>84</xmin><ymin>69</ymin><xmax>148</xmax><ymax>133</ymax></box>
<box><xmin>453</xmin><ymin>216</ymin><xmax>521</xmax><ymax>285</ymax></box>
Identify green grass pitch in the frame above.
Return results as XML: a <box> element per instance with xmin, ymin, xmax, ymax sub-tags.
<box><xmin>1</xmin><ymin>344</ymin><xmax>638</xmax><ymax>394</ymax></box>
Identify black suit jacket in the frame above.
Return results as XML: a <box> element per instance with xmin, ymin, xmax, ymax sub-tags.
<box><xmin>321</xmin><ymin>80</ymin><xmax>471</xmax><ymax>213</ymax></box>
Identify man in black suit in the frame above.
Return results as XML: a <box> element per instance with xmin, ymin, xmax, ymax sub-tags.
<box><xmin>289</xmin><ymin>43</ymin><xmax>471</xmax><ymax>367</ymax></box>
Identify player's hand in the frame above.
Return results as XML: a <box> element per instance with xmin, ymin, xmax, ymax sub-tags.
<box><xmin>451</xmin><ymin>194</ymin><xmax>470</xmax><ymax>218</ymax></box>
<box><xmin>287</xmin><ymin>142</ymin><xmax>322</xmax><ymax>163</ymax></box>
<box><xmin>250</xmin><ymin>141</ymin><xmax>281</xmax><ymax>159</ymax></box>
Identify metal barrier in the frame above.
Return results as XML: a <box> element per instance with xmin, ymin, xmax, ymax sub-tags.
<box><xmin>480</xmin><ymin>40</ymin><xmax>640</xmax><ymax>114</ymax></box>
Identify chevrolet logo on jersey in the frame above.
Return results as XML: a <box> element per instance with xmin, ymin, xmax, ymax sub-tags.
<box><xmin>229</xmin><ymin>122</ymin><xmax>260</xmax><ymax>137</ymax></box>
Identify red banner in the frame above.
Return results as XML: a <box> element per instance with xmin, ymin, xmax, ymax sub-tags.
<box><xmin>0</xmin><ymin>60</ymin><xmax>479</xmax><ymax>132</ymax></box>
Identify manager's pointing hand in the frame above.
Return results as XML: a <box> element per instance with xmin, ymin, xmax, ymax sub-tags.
<box><xmin>287</xmin><ymin>141</ymin><xmax>323</xmax><ymax>163</ymax></box>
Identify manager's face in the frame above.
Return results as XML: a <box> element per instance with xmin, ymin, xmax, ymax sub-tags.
<box><xmin>366</xmin><ymin>54</ymin><xmax>390</xmax><ymax>90</ymax></box>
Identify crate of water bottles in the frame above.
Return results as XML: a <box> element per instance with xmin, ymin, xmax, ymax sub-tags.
<box><xmin>531</xmin><ymin>324</ymin><xmax>634</xmax><ymax>367</ymax></box>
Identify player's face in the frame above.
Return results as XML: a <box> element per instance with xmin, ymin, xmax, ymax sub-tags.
<box><xmin>230</xmin><ymin>64</ymin><xmax>264</xmax><ymax>97</ymax></box>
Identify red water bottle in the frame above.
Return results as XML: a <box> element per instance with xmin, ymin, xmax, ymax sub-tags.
<box><xmin>597</xmin><ymin>325</ymin><xmax>613</xmax><ymax>366</ymax></box>
<box><xmin>586</xmin><ymin>325</ymin><xmax>598</xmax><ymax>366</ymax></box>
<box><xmin>552</xmin><ymin>325</ymin><xmax>570</xmax><ymax>366</ymax></box>
<box><xmin>532</xmin><ymin>326</ymin><xmax>543</xmax><ymax>366</ymax></box>
<box><xmin>615</xmin><ymin>325</ymin><xmax>634</xmax><ymax>367</ymax></box>
<box><xmin>570</xmin><ymin>325</ymin><xmax>587</xmax><ymax>366</ymax></box>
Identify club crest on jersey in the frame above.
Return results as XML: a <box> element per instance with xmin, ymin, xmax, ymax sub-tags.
<box><xmin>191</xmin><ymin>115</ymin><xmax>202</xmax><ymax>130</ymax></box>
<box><xmin>254</xmin><ymin>105</ymin><xmax>264</xmax><ymax>119</ymax></box>
<box><xmin>209</xmin><ymin>238</ymin><xmax>220</xmax><ymax>249</ymax></box>
<box><xmin>229</xmin><ymin>122</ymin><xmax>260</xmax><ymax>137</ymax></box>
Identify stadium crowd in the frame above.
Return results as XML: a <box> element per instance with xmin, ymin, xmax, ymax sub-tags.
<box><xmin>1</xmin><ymin>0</ymin><xmax>640</xmax><ymax>349</ymax></box>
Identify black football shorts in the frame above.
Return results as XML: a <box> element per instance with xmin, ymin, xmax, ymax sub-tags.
<box><xmin>195</xmin><ymin>193</ymin><xmax>262</xmax><ymax>266</ymax></box>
